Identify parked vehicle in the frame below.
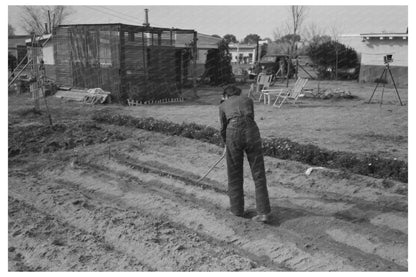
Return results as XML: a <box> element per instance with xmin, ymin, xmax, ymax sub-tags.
<box><xmin>258</xmin><ymin>54</ymin><xmax>295</xmax><ymax>78</ymax></box>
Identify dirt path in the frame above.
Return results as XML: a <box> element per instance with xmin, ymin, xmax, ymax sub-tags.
<box><xmin>8</xmin><ymin>122</ymin><xmax>407</xmax><ymax>271</ymax></box>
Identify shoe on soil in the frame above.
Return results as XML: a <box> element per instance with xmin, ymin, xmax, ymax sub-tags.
<box><xmin>251</xmin><ymin>213</ymin><xmax>271</xmax><ymax>223</ymax></box>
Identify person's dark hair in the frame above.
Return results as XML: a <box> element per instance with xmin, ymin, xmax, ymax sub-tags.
<box><xmin>223</xmin><ymin>85</ymin><xmax>242</xmax><ymax>97</ymax></box>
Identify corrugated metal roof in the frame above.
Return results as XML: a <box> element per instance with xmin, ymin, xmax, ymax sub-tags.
<box><xmin>360</xmin><ymin>33</ymin><xmax>408</xmax><ymax>40</ymax></box>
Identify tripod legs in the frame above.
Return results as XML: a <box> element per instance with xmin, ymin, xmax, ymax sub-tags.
<box><xmin>368</xmin><ymin>65</ymin><xmax>403</xmax><ymax>106</ymax></box>
<box><xmin>368</xmin><ymin>68</ymin><xmax>386</xmax><ymax>104</ymax></box>
<box><xmin>387</xmin><ymin>66</ymin><xmax>403</xmax><ymax>106</ymax></box>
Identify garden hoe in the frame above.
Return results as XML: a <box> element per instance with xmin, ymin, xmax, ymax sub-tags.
<box><xmin>197</xmin><ymin>147</ymin><xmax>226</xmax><ymax>183</ymax></box>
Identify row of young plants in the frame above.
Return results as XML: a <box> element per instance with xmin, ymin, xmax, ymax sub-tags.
<box><xmin>92</xmin><ymin>112</ymin><xmax>407</xmax><ymax>183</ymax></box>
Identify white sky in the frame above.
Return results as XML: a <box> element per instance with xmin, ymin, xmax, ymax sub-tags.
<box><xmin>8</xmin><ymin>5</ymin><xmax>408</xmax><ymax>40</ymax></box>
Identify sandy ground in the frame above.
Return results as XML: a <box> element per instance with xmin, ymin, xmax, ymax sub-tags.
<box><xmin>119</xmin><ymin>80</ymin><xmax>408</xmax><ymax>161</ymax></box>
<box><xmin>8</xmin><ymin>81</ymin><xmax>408</xmax><ymax>271</ymax></box>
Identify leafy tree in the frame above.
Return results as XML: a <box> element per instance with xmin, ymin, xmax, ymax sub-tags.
<box><xmin>211</xmin><ymin>34</ymin><xmax>221</xmax><ymax>38</ymax></box>
<box><xmin>308</xmin><ymin>34</ymin><xmax>331</xmax><ymax>46</ymax></box>
<box><xmin>204</xmin><ymin>39</ymin><xmax>233</xmax><ymax>85</ymax></box>
<box><xmin>20</xmin><ymin>5</ymin><xmax>72</xmax><ymax>35</ymax></box>
<box><xmin>8</xmin><ymin>24</ymin><xmax>15</xmax><ymax>36</ymax></box>
<box><xmin>260</xmin><ymin>43</ymin><xmax>268</xmax><ymax>59</ymax></box>
<box><xmin>307</xmin><ymin>40</ymin><xmax>360</xmax><ymax>79</ymax></box>
<box><xmin>243</xmin><ymin>34</ymin><xmax>260</xmax><ymax>44</ymax></box>
<box><xmin>275</xmin><ymin>33</ymin><xmax>301</xmax><ymax>44</ymax></box>
<box><xmin>223</xmin><ymin>34</ymin><xmax>237</xmax><ymax>44</ymax></box>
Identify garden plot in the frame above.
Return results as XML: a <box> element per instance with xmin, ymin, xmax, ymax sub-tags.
<box><xmin>8</xmin><ymin>118</ymin><xmax>407</xmax><ymax>271</ymax></box>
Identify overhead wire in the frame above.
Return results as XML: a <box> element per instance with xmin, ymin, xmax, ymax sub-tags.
<box><xmin>96</xmin><ymin>6</ymin><xmax>167</xmax><ymax>29</ymax></box>
<box><xmin>97</xmin><ymin>6</ymin><xmax>142</xmax><ymax>23</ymax></box>
<box><xmin>81</xmin><ymin>6</ymin><xmax>139</xmax><ymax>25</ymax></box>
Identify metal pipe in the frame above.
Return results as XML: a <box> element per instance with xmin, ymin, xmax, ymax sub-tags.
<box><xmin>143</xmin><ymin>9</ymin><xmax>150</xmax><ymax>27</ymax></box>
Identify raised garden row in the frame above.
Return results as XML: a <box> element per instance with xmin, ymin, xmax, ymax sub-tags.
<box><xmin>92</xmin><ymin>112</ymin><xmax>407</xmax><ymax>183</ymax></box>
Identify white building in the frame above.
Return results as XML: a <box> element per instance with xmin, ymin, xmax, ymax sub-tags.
<box><xmin>339</xmin><ymin>32</ymin><xmax>408</xmax><ymax>87</ymax></box>
<box><xmin>228</xmin><ymin>43</ymin><xmax>257</xmax><ymax>64</ymax></box>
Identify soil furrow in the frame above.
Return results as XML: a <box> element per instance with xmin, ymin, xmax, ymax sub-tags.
<box><xmin>8</xmin><ymin>196</ymin><xmax>151</xmax><ymax>271</ymax></box>
<box><xmin>8</xmin><ymin>118</ymin><xmax>407</xmax><ymax>271</ymax></box>
<box><xmin>109</xmin><ymin>150</ymin><xmax>407</xmax><ymax>238</ymax></box>
<box><xmin>8</xmin><ymin>176</ymin><xmax>277</xmax><ymax>271</ymax></box>
<box><xmin>90</xmin><ymin>156</ymin><xmax>406</xmax><ymax>270</ymax></box>
<box><xmin>51</xmin><ymin>159</ymin><xmax>406</xmax><ymax>271</ymax></box>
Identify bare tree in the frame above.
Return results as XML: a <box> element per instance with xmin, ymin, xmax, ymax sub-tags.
<box><xmin>20</xmin><ymin>6</ymin><xmax>72</xmax><ymax>35</ymax></box>
<box><xmin>286</xmin><ymin>5</ymin><xmax>307</xmax><ymax>85</ymax></box>
<box><xmin>330</xmin><ymin>24</ymin><xmax>343</xmax><ymax>80</ymax></box>
<box><xmin>302</xmin><ymin>22</ymin><xmax>324</xmax><ymax>43</ymax></box>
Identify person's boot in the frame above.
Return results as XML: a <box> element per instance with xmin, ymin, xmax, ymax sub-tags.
<box><xmin>251</xmin><ymin>213</ymin><xmax>271</xmax><ymax>223</ymax></box>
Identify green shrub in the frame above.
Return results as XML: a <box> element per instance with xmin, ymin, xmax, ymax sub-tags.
<box><xmin>92</xmin><ymin>112</ymin><xmax>407</xmax><ymax>183</ymax></box>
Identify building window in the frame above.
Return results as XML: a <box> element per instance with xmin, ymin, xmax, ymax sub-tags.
<box><xmin>248</xmin><ymin>53</ymin><xmax>253</xmax><ymax>63</ymax></box>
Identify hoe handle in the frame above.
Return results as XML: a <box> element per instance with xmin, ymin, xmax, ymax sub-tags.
<box><xmin>197</xmin><ymin>147</ymin><xmax>226</xmax><ymax>182</ymax></box>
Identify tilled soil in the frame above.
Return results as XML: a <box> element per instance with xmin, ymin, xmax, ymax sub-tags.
<box><xmin>8</xmin><ymin>121</ymin><xmax>407</xmax><ymax>271</ymax></box>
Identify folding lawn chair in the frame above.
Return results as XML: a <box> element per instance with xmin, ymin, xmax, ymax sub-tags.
<box><xmin>272</xmin><ymin>77</ymin><xmax>308</xmax><ymax>108</ymax></box>
<box><xmin>255</xmin><ymin>74</ymin><xmax>273</xmax><ymax>103</ymax></box>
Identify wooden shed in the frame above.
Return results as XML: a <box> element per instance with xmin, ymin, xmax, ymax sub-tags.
<box><xmin>53</xmin><ymin>23</ymin><xmax>197</xmax><ymax>102</ymax></box>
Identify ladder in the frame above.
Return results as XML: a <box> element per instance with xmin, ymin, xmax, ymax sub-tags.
<box><xmin>9</xmin><ymin>34</ymin><xmax>53</xmax><ymax>88</ymax></box>
<box><xmin>8</xmin><ymin>56</ymin><xmax>33</xmax><ymax>88</ymax></box>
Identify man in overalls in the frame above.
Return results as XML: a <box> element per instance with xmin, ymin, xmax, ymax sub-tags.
<box><xmin>219</xmin><ymin>85</ymin><xmax>271</xmax><ymax>222</ymax></box>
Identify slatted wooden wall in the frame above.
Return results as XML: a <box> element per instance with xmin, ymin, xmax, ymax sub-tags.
<box><xmin>54</xmin><ymin>27</ymin><xmax>73</xmax><ymax>87</ymax></box>
<box><xmin>54</xmin><ymin>24</ymin><xmax>192</xmax><ymax>103</ymax></box>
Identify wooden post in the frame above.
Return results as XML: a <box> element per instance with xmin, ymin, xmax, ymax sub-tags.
<box><xmin>286</xmin><ymin>56</ymin><xmax>291</xmax><ymax>88</ymax></box>
<box><xmin>295</xmin><ymin>58</ymin><xmax>299</xmax><ymax>80</ymax></box>
<box><xmin>192</xmin><ymin>31</ymin><xmax>198</xmax><ymax>98</ymax></box>
<box><xmin>31</xmin><ymin>34</ymin><xmax>40</xmax><ymax>111</ymax></box>
<box><xmin>335</xmin><ymin>47</ymin><xmax>339</xmax><ymax>80</ymax></box>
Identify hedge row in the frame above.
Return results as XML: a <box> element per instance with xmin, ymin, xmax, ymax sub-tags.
<box><xmin>92</xmin><ymin>112</ymin><xmax>407</xmax><ymax>183</ymax></box>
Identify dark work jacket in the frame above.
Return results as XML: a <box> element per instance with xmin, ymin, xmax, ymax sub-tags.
<box><xmin>219</xmin><ymin>95</ymin><xmax>257</xmax><ymax>143</ymax></box>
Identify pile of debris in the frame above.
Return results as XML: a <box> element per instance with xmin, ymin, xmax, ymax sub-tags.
<box><xmin>302</xmin><ymin>88</ymin><xmax>355</xmax><ymax>100</ymax></box>
<box><xmin>55</xmin><ymin>87</ymin><xmax>111</xmax><ymax>104</ymax></box>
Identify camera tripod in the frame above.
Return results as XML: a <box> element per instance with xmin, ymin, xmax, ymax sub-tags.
<box><xmin>368</xmin><ymin>63</ymin><xmax>403</xmax><ymax>106</ymax></box>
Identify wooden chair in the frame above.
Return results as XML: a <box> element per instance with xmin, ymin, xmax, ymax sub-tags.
<box><xmin>262</xmin><ymin>78</ymin><xmax>309</xmax><ymax>108</ymax></box>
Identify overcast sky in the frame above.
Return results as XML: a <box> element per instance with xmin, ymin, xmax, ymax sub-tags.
<box><xmin>8</xmin><ymin>5</ymin><xmax>408</xmax><ymax>40</ymax></box>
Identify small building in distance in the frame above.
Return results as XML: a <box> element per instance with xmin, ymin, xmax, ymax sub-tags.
<box><xmin>359</xmin><ymin>32</ymin><xmax>408</xmax><ymax>87</ymax></box>
<box><xmin>228</xmin><ymin>43</ymin><xmax>257</xmax><ymax>64</ymax></box>
<box><xmin>339</xmin><ymin>31</ymin><xmax>408</xmax><ymax>87</ymax></box>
